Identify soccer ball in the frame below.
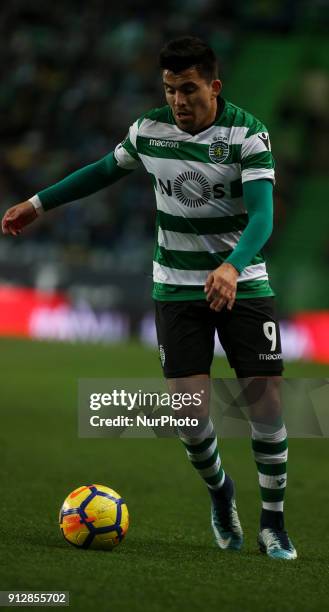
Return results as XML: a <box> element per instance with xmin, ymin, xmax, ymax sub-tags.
<box><xmin>59</xmin><ymin>484</ymin><xmax>129</xmax><ymax>550</ymax></box>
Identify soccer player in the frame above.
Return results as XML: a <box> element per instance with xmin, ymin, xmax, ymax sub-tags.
<box><xmin>2</xmin><ymin>36</ymin><xmax>296</xmax><ymax>559</ymax></box>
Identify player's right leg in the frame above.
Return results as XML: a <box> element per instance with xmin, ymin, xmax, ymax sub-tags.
<box><xmin>154</xmin><ymin>299</ymin><xmax>243</xmax><ymax>550</ymax></box>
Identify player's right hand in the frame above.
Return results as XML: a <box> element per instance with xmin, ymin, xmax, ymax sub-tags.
<box><xmin>1</xmin><ymin>201</ymin><xmax>38</xmax><ymax>236</ymax></box>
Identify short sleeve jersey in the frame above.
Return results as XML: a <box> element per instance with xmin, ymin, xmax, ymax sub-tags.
<box><xmin>114</xmin><ymin>99</ymin><xmax>275</xmax><ymax>301</ymax></box>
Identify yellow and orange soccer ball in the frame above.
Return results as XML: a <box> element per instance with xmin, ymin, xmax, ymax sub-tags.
<box><xmin>59</xmin><ymin>484</ymin><xmax>129</xmax><ymax>550</ymax></box>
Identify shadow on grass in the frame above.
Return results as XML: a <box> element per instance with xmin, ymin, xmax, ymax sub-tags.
<box><xmin>118</xmin><ymin>536</ymin><xmax>261</xmax><ymax>561</ymax></box>
<box><xmin>13</xmin><ymin>532</ymin><xmax>324</xmax><ymax>571</ymax></box>
<box><xmin>44</xmin><ymin>533</ymin><xmax>260</xmax><ymax>563</ymax></box>
<box><xmin>6</xmin><ymin>529</ymin><xmax>285</xmax><ymax>565</ymax></box>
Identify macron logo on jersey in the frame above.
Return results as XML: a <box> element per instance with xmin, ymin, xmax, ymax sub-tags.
<box><xmin>258</xmin><ymin>132</ymin><xmax>270</xmax><ymax>151</ymax></box>
<box><xmin>149</xmin><ymin>139</ymin><xmax>179</xmax><ymax>149</ymax></box>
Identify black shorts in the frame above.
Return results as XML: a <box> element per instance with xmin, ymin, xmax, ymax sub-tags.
<box><xmin>155</xmin><ymin>297</ymin><xmax>283</xmax><ymax>378</ymax></box>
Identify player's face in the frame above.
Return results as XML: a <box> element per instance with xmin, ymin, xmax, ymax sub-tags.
<box><xmin>163</xmin><ymin>67</ymin><xmax>222</xmax><ymax>133</ymax></box>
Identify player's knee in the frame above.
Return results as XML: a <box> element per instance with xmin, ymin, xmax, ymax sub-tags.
<box><xmin>167</xmin><ymin>374</ymin><xmax>210</xmax><ymax>421</ymax></box>
<box><xmin>241</xmin><ymin>375</ymin><xmax>283</xmax><ymax>427</ymax></box>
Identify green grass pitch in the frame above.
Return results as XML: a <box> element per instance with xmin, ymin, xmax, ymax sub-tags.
<box><xmin>1</xmin><ymin>338</ymin><xmax>329</xmax><ymax>611</ymax></box>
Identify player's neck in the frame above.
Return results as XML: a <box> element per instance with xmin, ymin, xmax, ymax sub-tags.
<box><xmin>182</xmin><ymin>97</ymin><xmax>225</xmax><ymax>135</ymax></box>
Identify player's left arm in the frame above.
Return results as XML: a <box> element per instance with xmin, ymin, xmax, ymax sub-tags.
<box><xmin>205</xmin><ymin>179</ymin><xmax>273</xmax><ymax>311</ymax></box>
<box><xmin>205</xmin><ymin>122</ymin><xmax>274</xmax><ymax>312</ymax></box>
<box><xmin>225</xmin><ymin>178</ymin><xmax>273</xmax><ymax>273</ymax></box>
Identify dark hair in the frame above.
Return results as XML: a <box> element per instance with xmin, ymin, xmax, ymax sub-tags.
<box><xmin>159</xmin><ymin>36</ymin><xmax>219</xmax><ymax>82</ymax></box>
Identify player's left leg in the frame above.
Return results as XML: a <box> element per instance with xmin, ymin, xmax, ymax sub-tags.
<box><xmin>216</xmin><ymin>297</ymin><xmax>297</xmax><ymax>559</ymax></box>
<box><xmin>239</xmin><ymin>376</ymin><xmax>297</xmax><ymax>560</ymax></box>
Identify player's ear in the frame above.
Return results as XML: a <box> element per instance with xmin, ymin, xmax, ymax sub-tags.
<box><xmin>211</xmin><ymin>79</ymin><xmax>222</xmax><ymax>98</ymax></box>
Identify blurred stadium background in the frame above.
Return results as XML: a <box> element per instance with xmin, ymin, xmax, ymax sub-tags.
<box><xmin>0</xmin><ymin>0</ymin><xmax>328</xmax><ymax>363</ymax></box>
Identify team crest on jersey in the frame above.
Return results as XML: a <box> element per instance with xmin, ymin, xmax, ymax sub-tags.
<box><xmin>209</xmin><ymin>137</ymin><xmax>229</xmax><ymax>164</ymax></box>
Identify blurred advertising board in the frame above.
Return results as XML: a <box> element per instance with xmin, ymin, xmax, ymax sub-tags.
<box><xmin>0</xmin><ymin>285</ymin><xmax>328</xmax><ymax>363</ymax></box>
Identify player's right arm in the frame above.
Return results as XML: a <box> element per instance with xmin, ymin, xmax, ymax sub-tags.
<box><xmin>1</xmin><ymin>120</ymin><xmax>141</xmax><ymax>236</ymax></box>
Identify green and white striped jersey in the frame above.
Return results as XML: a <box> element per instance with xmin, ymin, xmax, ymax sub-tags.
<box><xmin>114</xmin><ymin>99</ymin><xmax>275</xmax><ymax>301</ymax></box>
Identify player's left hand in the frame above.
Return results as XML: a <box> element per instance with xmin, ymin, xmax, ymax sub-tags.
<box><xmin>204</xmin><ymin>263</ymin><xmax>239</xmax><ymax>312</ymax></box>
